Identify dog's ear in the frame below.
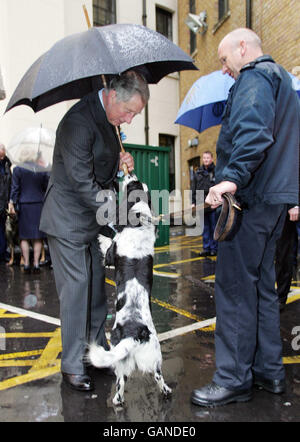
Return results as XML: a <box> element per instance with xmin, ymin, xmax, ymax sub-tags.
<box><xmin>105</xmin><ymin>241</ymin><xmax>116</xmax><ymax>267</ymax></box>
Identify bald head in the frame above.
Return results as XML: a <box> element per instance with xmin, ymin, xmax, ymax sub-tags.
<box><xmin>218</xmin><ymin>28</ymin><xmax>263</xmax><ymax>79</ymax></box>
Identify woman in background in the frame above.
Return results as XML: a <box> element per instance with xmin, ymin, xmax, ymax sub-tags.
<box><xmin>8</xmin><ymin>147</ymin><xmax>49</xmax><ymax>273</ymax></box>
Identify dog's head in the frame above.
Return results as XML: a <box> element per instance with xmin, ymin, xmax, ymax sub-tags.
<box><xmin>116</xmin><ymin>173</ymin><xmax>152</xmax><ymax>231</ymax></box>
<box><xmin>123</xmin><ymin>173</ymin><xmax>149</xmax><ymax>196</ymax></box>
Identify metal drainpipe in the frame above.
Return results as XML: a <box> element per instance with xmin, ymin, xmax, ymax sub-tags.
<box><xmin>246</xmin><ymin>0</ymin><xmax>252</xmax><ymax>29</ymax></box>
<box><xmin>143</xmin><ymin>0</ymin><xmax>149</xmax><ymax>145</ymax></box>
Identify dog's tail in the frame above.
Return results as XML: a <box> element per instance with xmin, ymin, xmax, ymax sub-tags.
<box><xmin>88</xmin><ymin>339</ymin><xmax>136</xmax><ymax>368</ymax></box>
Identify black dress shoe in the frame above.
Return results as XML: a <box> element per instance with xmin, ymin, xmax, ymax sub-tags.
<box><xmin>23</xmin><ymin>265</ymin><xmax>31</xmax><ymax>274</ymax></box>
<box><xmin>253</xmin><ymin>374</ymin><xmax>285</xmax><ymax>394</ymax></box>
<box><xmin>62</xmin><ymin>372</ymin><xmax>94</xmax><ymax>391</ymax></box>
<box><xmin>191</xmin><ymin>382</ymin><xmax>252</xmax><ymax>407</ymax></box>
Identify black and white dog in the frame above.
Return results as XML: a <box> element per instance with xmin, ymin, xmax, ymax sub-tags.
<box><xmin>88</xmin><ymin>173</ymin><xmax>171</xmax><ymax>406</ymax></box>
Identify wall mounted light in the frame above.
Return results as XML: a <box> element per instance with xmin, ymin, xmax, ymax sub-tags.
<box><xmin>185</xmin><ymin>11</ymin><xmax>208</xmax><ymax>35</ymax></box>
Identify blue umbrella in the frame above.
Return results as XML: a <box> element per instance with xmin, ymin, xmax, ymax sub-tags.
<box><xmin>175</xmin><ymin>70</ymin><xmax>300</xmax><ymax>133</ymax></box>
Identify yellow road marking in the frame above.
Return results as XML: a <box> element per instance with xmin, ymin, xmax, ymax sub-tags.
<box><xmin>0</xmin><ymin>350</ymin><xmax>43</xmax><ymax>360</ymax></box>
<box><xmin>105</xmin><ymin>277</ymin><xmax>116</xmax><ymax>286</ymax></box>
<box><xmin>153</xmin><ymin>269</ymin><xmax>180</xmax><ymax>278</ymax></box>
<box><xmin>283</xmin><ymin>356</ymin><xmax>300</xmax><ymax>364</ymax></box>
<box><xmin>29</xmin><ymin>328</ymin><xmax>61</xmax><ymax>372</ymax></box>
<box><xmin>151</xmin><ymin>298</ymin><xmax>215</xmax><ymax>332</ymax></box>
<box><xmin>0</xmin><ymin>332</ymin><xmax>56</xmax><ymax>339</ymax></box>
<box><xmin>0</xmin><ymin>363</ymin><xmax>60</xmax><ymax>391</ymax></box>
<box><xmin>0</xmin><ymin>308</ymin><xmax>25</xmax><ymax>318</ymax></box>
<box><xmin>0</xmin><ymin>328</ymin><xmax>62</xmax><ymax>391</ymax></box>
<box><xmin>0</xmin><ymin>360</ymin><xmax>36</xmax><ymax>367</ymax></box>
<box><xmin>154</xmin><ymin>256</ymin><xmax>204</xmax><ymax>269</ymax></box>
<box><xmin>151</xmin><ymin>298</ymin><xmax>200</xmax><ymax>322</ymax></box>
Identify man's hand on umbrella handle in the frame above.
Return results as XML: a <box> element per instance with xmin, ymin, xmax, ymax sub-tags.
<box><xmin>120</xmin><ymin>152</ymin><xmax>134</xmax><ymax>173</ymax></box>
<box><xmin>205</xmin><ymin>181</ymin><xmax>237</xmax><ymax>209</ymax></box>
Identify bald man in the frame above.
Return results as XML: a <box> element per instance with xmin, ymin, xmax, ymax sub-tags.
<box><xmin>191</xmin><ymin>28</ymin><xmax>300</xmax><ymax>407</ymax></box>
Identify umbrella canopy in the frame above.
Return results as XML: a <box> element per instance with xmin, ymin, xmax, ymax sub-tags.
<box><xmin>6</xmin><ymin>24</ymin><xmax>197</xmax><ymax>113</ymax></box>
<box><xmin>175</xmin><ymin>70</ymin><xmax>234</xmax><ymax>133</ymax></box>
<box><xmin>175</xmin><ymin>70</ymin><xmax>300</xmax><ymax>133</ymax></box>
<box><xmin>7</xmin><ymin>126</ymin><xmax>55</xmax><ymax>172</ymax></box>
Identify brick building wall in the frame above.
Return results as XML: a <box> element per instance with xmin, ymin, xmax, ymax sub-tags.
<box><xmin>178</xmin><ymin>0</ymin><xmax>300</xmax><ymax>195</ymax></box>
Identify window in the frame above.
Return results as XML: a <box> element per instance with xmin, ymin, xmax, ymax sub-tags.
<box><xmin>159</xmin><ymin>134</ymin><xmax>175</xmax><ymax>192</ymax></box>
<box><xmin>213</xmin><ymin>0</ymin><xmax>230</xmax><ymax>34</ymax></box>
<box><xmin>189</xmin><ymin>0</ymin><xmax>196</xmax><ymax>54</ymax></box>
<box><xmin>93</xmin><ymin>0</ymin><xmax>116</xmax><ymax>26</ymax></box>
<box><xmin>218</xmin><ymin>0</ymin><xmax>229</xmax><ymax>20</ymax></box>
<box><xmin>156</xmin><ymin>7</ymin><xmax>173</xmax><ymax>41</ymax></box>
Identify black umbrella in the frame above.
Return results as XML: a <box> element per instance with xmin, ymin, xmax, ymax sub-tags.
<box><xmin>6</xmin><ymin>24</ymin><xmax>197</xmax><ymax>113</ymax></box>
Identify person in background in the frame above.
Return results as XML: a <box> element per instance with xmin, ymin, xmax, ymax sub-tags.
<box><xmin>192</xmin><ymin>151</ymin><xmax>218</xmax><ymax>256</ymax></box>
<box><xmin>0</xmin><ymin>144</ymin><xmax>11</xmax><ymax>263</ymax></box>
<box><xmin>8</xmin><ymin>147</ymin><xmax>49</xmax><ymax>273</ymax></box>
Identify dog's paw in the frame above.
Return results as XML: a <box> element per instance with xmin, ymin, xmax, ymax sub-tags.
<box><xmin>163</xmin><ymin>384</ymin><xmax>172</xmax><ymax>396</ymax></box>
<box><xmin>113</xmin><ymin>393</ymin><xmax>124</xmax><ymax>407</ymax></box>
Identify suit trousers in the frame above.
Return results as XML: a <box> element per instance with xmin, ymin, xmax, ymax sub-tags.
<box><xmin>213</xmin><ymin>203</ymin><xmax>287</xmax><ymax>390</ymax></box>
<box><xmin>48</xmin><ymin>235</ymin><xmax>109</xmax><ymax>374</ymax></box>
<box><xmin>203</xmin><ymin>210</ymin><xmax>218</xmax><ymax>252</ymax></box>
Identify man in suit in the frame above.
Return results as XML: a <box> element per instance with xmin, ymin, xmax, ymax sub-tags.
<box><xmin>40</xmin><ymin>71</ymin><xmax>149</xmax><ymax>391</ymax></box>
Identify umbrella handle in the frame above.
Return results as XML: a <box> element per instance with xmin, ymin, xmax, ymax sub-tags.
<box><xmin>82</xmin><ymin>5</ymin><xmax>91</xmax><ymax>28</ymax></box>
<box><xmin>100</xmin><ymin>71</ymin><xmax>128</xmax><ymax>175</ymax></box>
<box><xmin>83</xmin><ymin>4</ymin><xmax>128</xmax><ymax>175</ymax></box>
<box><xmin>115</xmin><ymin>126</ymin><xmax>129</xmax><ymax>175</ymax></box>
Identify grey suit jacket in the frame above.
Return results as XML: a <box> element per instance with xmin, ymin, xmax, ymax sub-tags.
<box><xmin>40</xmin><ymin>91</ymin><xmax>120</xmax><ymax>242</ymax></box>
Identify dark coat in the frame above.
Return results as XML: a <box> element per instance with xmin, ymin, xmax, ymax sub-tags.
<box><xmin>191</xmin><ymin>163</ymin><xmax>215</xmax><ymax>205</ymax></box>
<box><xmin>216</xmin><ymin>55</ymin><xmax>300</xmax><ymax>207</ymax></box>
<box><xmin>10</xmin><ymin>166</ymin><xmax>49</xmax><ymax>205</ymax></box>
<box><xmin>0</xmin><ymin>156</ymin><xmax>12</xmax><ymax>215</ymax></box>
<box><xmin>40</xmin><ymin>91</ymin><xmax>121</xmax><ymax>242</ymax></box>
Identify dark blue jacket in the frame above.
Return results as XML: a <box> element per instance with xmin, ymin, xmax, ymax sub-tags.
<box><xmin>10</xmin><ymin>165</ymin><xmax>49</xmax><ymax>205</ymax></box>
<box><xmin>192</xmin><ymin>163</ymin><xmax>216</xmax><ymax>204</ymax></box>
<box><xmin>216</xmin><ymin>55</ymin><xmax>300</xmax><ymax>207</ymax></box>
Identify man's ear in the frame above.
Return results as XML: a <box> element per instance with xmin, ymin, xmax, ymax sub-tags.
<box><xmin>240</xmin><ymin>40</ymin><xmax>246</xmax><ymax>57</ymax></box>
<box><xmin>108</xmin><ymin>89</ymin><xmax>117</xmax><ymax>102</ymax></box>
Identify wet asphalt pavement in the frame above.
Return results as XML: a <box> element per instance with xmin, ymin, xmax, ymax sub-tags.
<box><xmin>0</xmin><ymin>228</ymin><xmax>300</xmax><ymax>425</ymax></box>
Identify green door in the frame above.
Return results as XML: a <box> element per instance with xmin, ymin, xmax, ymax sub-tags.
<box><xmin>123</xmin><ymin>143</ymin><xmax>170</xmax><ymax>247</ymax></box>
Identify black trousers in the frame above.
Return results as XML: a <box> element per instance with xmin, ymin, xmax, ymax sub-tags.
<box><xmin>275</xmin><ymin>214</ymin><xmax>298</xmax><ymax>305</ymax></box>
<box><xmin>213</xmin><ymin>203</ymin><xmax>287</xmax><ymax>390</ymax></box>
